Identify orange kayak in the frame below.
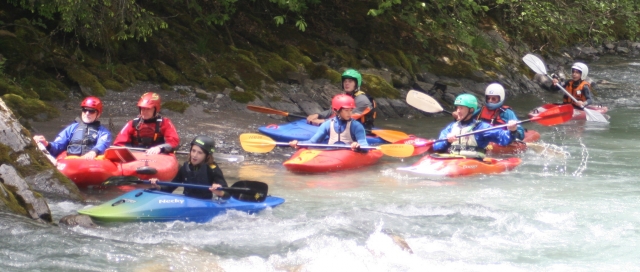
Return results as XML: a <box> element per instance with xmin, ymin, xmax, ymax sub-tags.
<box><xmin>486</xmin><ymin>130</ymin><xmax>541</xmax><ymax>155</ymax></box>
<box><xmin>393</xmin><ymin>136</ymin><xmax>433</xmax><ymax>156</ymax></box>
<box><xmin>283</xmin><ymin>148</ymin><xmax>383</xmax><ymax>173</ymax></box>
<box><xmin>528</xmin><ymin>103</ymin><xmax>608</xmax><ymax>120</ymax></box>
<box><xmin>56</xmin><ymin>148</ymin><xmax>179</xmax><ymax>187</ymax></box>
<box><xmin>397</xmin><ymin>154</ymin><xmax>521</xmax><ymax>178</ymax></box>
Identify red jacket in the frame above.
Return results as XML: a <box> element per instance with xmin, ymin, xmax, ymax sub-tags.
<box><xmin>114</xmin><ymin>116</ymin><xmax>180</xmax><ymax>151</ymax></box>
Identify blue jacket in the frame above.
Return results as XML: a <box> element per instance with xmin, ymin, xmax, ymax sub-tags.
<box><xmin>48</xmin><ymin>120</ymin><xmax>112</xmax><ymax>157</ymax></box>
<box><xmin>301</xmin><ymin>117</ymin><xmax>369</xmax><ymax>147</ymax></box>
<box><xmin>433</xmin><ymin>119</ymin><xmax>515</xmax><ymax>152</ymax></box>
<box><xmin>472</xmin><ymin>107</ymin><xmax>525</xmax><ymax>141</ymax></box>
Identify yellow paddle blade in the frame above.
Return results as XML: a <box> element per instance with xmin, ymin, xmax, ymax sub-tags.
<box><xmin>371</xmin><ymin>130</ymin><xmax>410</xmax><ymax>143</ymax></box>
<box><xmin>239</xmin><ymin>133</ymin><xmax>277</xmax><ymax>153</ymax></box>
<box><xmin>377</xmin><ymin>144</ymin><xmax>415</xmax><ymax>158</ymax></box>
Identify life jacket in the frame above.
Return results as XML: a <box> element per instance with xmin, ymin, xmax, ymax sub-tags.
<box><xmin>328</xmin><ymin>119</ymin><xmax>354</xmax><ymax>145</ymax></box>
<box><xmin>449</xmin><ymin>120</ymin><xmax>485</xmax><ymax>159</ymax></box>
<box><xmin>563</xmin><ymin>80</ymin><xmax>589</xmax><ymax>105</ymax></box>
<box><xmin>179</xmin><ymin>162</ymin><xmax>218</xmax><ymax>199</ymax></box>
<box><xmin>352</xmin><ymin>91</ymin><xmax>377</xmax><ymax>131</ymax></box>
<box><xmin>132</xmin><ymin>115</ymin><xmax>165</xmax><ymax>148</ymax></box>
<box><xmin>476</xmin><ymin>106</ymin><xmax>512</xmax><ymax>125</ymax></box>
<box><xmin>67</xmin><ymin>118</ymin><xmax>101</xmax><ymax>156</ymax></box>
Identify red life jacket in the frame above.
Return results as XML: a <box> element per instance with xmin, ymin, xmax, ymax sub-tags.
<box><xmin>476</xmin><ymin>106</ymin><xmax>511</xmax><ymax>125</ymax></box>
<box><xmin>132</xmin><ymin>116</ymin><xmax>165</xmax><ymax>148</ymax></box>
<box><xmin>563</xmin><ymin>80</ymin><xmax>589</xmax><ymax>106</ymax></box>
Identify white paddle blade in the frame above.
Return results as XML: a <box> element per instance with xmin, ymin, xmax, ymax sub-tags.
<box><xmin>522</xmin><ymin>54</ymin><xmax>548</xmax><ymax>75</ymax></box>
<box><xmin>406</xmin><ymin>90</ymin><xmax>444</xmax><ymax>113</ymax></box>
<box><xmin>584</xmin><ymin>108</ymin><xmax>609</xmax><ymax>123</ymax></box>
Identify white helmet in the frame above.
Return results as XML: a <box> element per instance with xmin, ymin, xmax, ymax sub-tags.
<box><xmin>484</xmin><ymin>83</ymin><xmax>505</xmax><ymax>110</ymax></box>
<box><xmin>571</xmin><ymin>62</ymin><xmax>589</xmax><ymax>80</ymax></box>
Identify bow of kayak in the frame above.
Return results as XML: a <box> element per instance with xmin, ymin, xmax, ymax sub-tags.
<box><xmin>397</xmin><ymin>154</ymin><xmax>522</xmax><ymax>178</ymax></box>
<box><xmin>283</xmin><ymin>148</ymin><xmax>383</xmax><ymax>173</ymax></box>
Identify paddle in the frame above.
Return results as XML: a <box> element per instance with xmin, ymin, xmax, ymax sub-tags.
<box><xmin>110</xmin><ymin>146</ymin><xmax>245</xmax><ymax>163</ymax></box>
<box><xmin>406</xmin><ymin>90</ymin><xmax>453</xmax><ymax>114</ymax></box>
<box><xmin>522</xmin><ymin>54</ymin><xmax>609</xmax><ymax>123</ymax></box>
<box><xmin>36</xmin><ymin>142</ymin><xmax>57</xmax><ymax>166</ymax></box>
<box><xmin>246</xmin><ymin>105</ymin><xmax>307</xmax><ymax>119</ymax></box>
<box><xmin>239</xmin><ymin>133</ymin><xmax>415</xmax><ymax>158</ymax></box>
<box><xmin>102</xmin><ymin>177</ymin><xmax>268</xmax><ymax>202</ymax></box>
<box><xmin>370</xmin><ymin>129</ymin><xmax>411</xmax><ymax>143</ymax></box>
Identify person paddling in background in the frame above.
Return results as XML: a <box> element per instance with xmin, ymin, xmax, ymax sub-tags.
<box><xmin>474</xmin><ymin>83</ymin><xmax>525</xmax><ymax>141</ymax></box>
<box><xmin>306</xmin><ymin>69</ymin><xmax>376</xmax><ymax>130</ymax></box>
<box><xmin>551</xmin><ymin>62</ymin><xmax>592</xmax><ymax>109</ymax></box>
<box><xmin>150</xmin><ymin>136</ymin><xmax>227</xmax><ymax>199</ymax></box>
<box><xmin>290</xmin><ymin>94</ymin><xmax>368</xmax><ymax>151</ymax></box>
<box><xmin>113</xmin><ymin>92</ymin><xmax>180</xmax><ymax>155</ymax></box>
<box><xmin>433</xmin><ymin>94</ymin><xmax>518</xmax><ymax>159</ymax></box>
<box><xmin>33</xmin><ymin>97</ymin><xmax>111</xmax><ymax>159</ymax></box>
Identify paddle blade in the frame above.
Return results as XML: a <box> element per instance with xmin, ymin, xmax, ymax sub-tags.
<box><xmin>378</xmin><ymin>144</ymin><xmax>415</xmax><ymax>158</ymax></box>
<box><xmin>371</xmin><ymin>130</ymin><xmax>410</xmax><ymax>143</ymax></box>
<box><xmin>230</xmin><ymin>180</ymin><xmax>268</xmax><ymax>202</ymax></box>
<box><xmin>406</xmin><ymin>90</ymin><xmax>444</xmax><ymax>113</ymax></box>
<box><xmin>522</xmin><ymin>54</ymin><xmax>548</xmax><ymax>75</ymax></box>
<box><xmin>584</xmin><ymin>108</ymin><xmax>609</xmax><ymax>123</ymax></box>
<box><xmin>532</xmin><ymin>104</ymin><xmax>573</xmax><ymax>126</ymax></box>
<box><xmin>239</xmin><ymin>133</ymin><xmax>277</xmax><ymax>153</ymax></box>
<box><xmin>246</xmin><ymin>105</ymin><xmax>288</xmax><ymax>116</ymax></box>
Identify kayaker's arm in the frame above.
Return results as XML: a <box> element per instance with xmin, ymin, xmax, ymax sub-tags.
<box><xmin>112</xmin><ymin>120</ymin><xmax>134</xmax><ymax>147</ymax></box>
<box><xmin>47</xmin><ymin>123</ymin><xmax>76</xmax><ymax>157</ymax></box>
<box><xmin>299</xmin><ymin>121</ymin><xmax>332</xmax><ymax>144</ymax></box>
<box><xmin>433</xmin><ymin>123</ymin><xmax>454</xmax><ymax>152</ymax></box>
<box><xmin>476</xmin><ymin>122</ymin><xmax>516</xmax><ymax>147</ymax></box>
<box><xmin>500</xmin><ymin>109</ymin><xmax>525</xmax><ymax>141</ymax></box>
<box><xmin>91</xmin><ymin>126</ymin><xmax>113</xmax><ymax>155</ymax></box>
<box><xmin>158</xmin><ymin>118</ymin><xmax>180</xmax><ymax>152</ymax></box>
<box><xmin>208</xmin><ymin>164</ymin><xmax>229</xmax><ymax>199</ymax></box>
<box><xmin>581</xmin><ymin>84</ymin><xmax>593</xmax><ymax>106</ymax></box>
<box><xmin>350</xmin><ymin>120</ymin><xmax>369</xmax><ymax>147</ymax></box>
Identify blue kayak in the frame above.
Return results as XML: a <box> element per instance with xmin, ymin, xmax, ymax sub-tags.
<box><xmin>258</xmin><ymin>119</ymin><xmax>387</xmax><ymax>145</ymax></box>
<box><xmin>78</xmin><ymin>189</ymin><xmax>285</xmax><ymax>223</ymax></box>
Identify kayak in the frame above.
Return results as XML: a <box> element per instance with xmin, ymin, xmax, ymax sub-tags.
<box><xmin>486</xmin><ymin>130</ymin><xmax>541</xmax><ymax>155</ymax></box>
<box><xmin>528</xmin><ymin>103</ymin><xmax>608</xmax><ymax>120</ymax></box>
<box><xmin>397</xmin><ymin>154</ymin><xmax>522</xmax><ymax>178</ymax></box>
<box><xmin>78</xmin><ymin>189</ymin><xmax>285</xmax><ymax>223</ymax></box>
<box><xmin>258</xmin><ymin>119</ymin><xmax>387</xmax><ymax>145</ymax></box>
<box><xmin>56</xmin><ymin>148</ymin><xmax>179</xmax><ymax>187</ymax></box>
<box><xmin>393</xmin><ymin>136</ymin><xmax>433</xmax><ymax>156</ymax></box>
<box><xmin>283</xmin><ymin>148</ymin><xmax>383</xmax><ymax>173</ymax></box>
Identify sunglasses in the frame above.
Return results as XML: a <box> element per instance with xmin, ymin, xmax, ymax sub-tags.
<box><xmin>82</xmin><ymin>108</ymin><xmax>98</xmax><ymax>114</ymax></box>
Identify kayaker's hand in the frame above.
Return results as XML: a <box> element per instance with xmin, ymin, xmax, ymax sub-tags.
<box><xmin>82</xmin><ymin>151</ymin><xmax>97</xmax><ymax>160</ymax></box>
<box><xmin>289</xmin><ymin>140</ymin><xmax>299</xmax><ymax>148</ymax></box>
<box><xmin>506</xmin><ymin>120</ymin><xmax>518</xmax><ymax>132</ymax></box>
<box><xmin>209</xmin><ymin>184</ymin><xmax>225</xmax><ymax>197</ymax></box>
<box><xmin>306</xmin><ymin>114</ymin><xmax>319</xmax><ymax>123</ymax></box>
<box><xmin>350</xmin><ymin>142</ymin><xmax>360</xmax><ymax>151</ymax></box>
<box><xmin>575</xmin><ymin>101</ymin><xmax>585</xmax><ymax>107</ymax></box>
<box><xmin>149</xmin><ymin>178</ymin><xmax>160</xmax><ymax>189</ymax></box>
<box><xmin>146</xmin><ymin>146</ymin><xmax>162</xmax><ymax>155</ymax></box>
<box><xmin>446</xmin><ymin>133</ymin><xmax>457</xmax><ymax>143</ymax></box>
<box><xmin>33</xmin><ymin>135</ymin><xmax>48</xmax><ymax>146</ymax></box>
<box><xmin>310</xmin><ymin>119</ymin><xmax>325</xmax><ymax>126</ymax></box>
<box><xmin>552</xmin><ymin>78</ymin><xmax>559</xmax><ymax>85</ymax></box>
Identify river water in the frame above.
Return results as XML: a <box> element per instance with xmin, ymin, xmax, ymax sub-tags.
<box><xmin>3</xmin><ymin>55</ymin><xmax>640</xmax><ymax>271</ymax></box>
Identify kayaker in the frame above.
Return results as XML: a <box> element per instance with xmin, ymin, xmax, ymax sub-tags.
<box><xmin>474</xmin><ymin>83</ymin><xmax>525</xmax><ymax>141</ymax></box>
<box><xmin>32</xmin><ymin>97</ymin><xmax>112</xmax><ymax>159</ymax></box>
<box><xmin>113</xmin><ymin>92</ymin><xmax>180</xmax><ymax>155</ymax></box>
<box><xmin>306</xmin><ymin>69</ymin><xmax>377</xmax><ymax>130</ymax></box>
<box><xmin>290</xmin><ymin>94</ymin><xmax>368</xmax><ymax>151</ymax></box>
<box><xmin>433</xmin><ymin>94</ymin><xmax>518</xmax><ymax>159</ymax></box>
<box><xmin>150</xmin><ymin>136</ymin><xmax>228</xmax><ymax>199</ymax></box>
<box><xmin>551</xmin><ymin>62</ymin><xmax>593</xmax><ymax>109</ymax></box>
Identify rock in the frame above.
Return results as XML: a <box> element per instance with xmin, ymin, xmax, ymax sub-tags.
<box><xmin>234</xmin><ymin>86</ymin><xmax>245</xmax><ymax>92</ymax></box>
<box><xmin>581</xmin><ymin>46</ymin><xmax>599</xmax><ymax>55</ymax></box>
<box><xmin>617</xmin><ymin>47</ymin><xmax>630</xmax><ymax>54</ymax></box>
<box><xmin>24</xmin><ymin>169</ymin><xmax>82</xmax><ymax>201</ymax></box>
<box><xmin>59</xmin><ymin>214</ymin><xmax>97</xmax><ymax>228</ymax></box>
<box><xmin>416</xmin><ymin>71</ymin><xmax>439</xmax><ymax>84</ymax></box>
<box><xmin>633</xmin><ymin>43</ymin><xmax>640</xmax><ymax>49</ymax></box>
<box><xmin>285</xmin><ymin>71</ymin><xmax>309</xmax><ymax>84</ymax></box>
<box><xmin>0</xmin><ymin>100</ymin><xmax>31</xmax><ymax>152</ymax></box>
<box><xmin>360</xmin><ymin>68</ymin><xmax>393</xmax><ymax>85</ymax></box>
<box><xmin>604</xmin><ymin>43</ymin><xmax>615</xmax><ymax>50</ymax></box>
<box><xmin>0</xmin><ymin>165</ymin><xmax>51</xmax><ymax>222</ymax></box>
<box><xmin>16</xmin><ymin>154</ymin><xmax>30</xmax><ymax>166</ymax></box>
<box><xmin>388</xmin><ymin>99</ymin><xmax>412</xmax><ymax>117</ymax></box>
<box><xmin>374</xmin><ymin>98</ymin><xmax>400</xmax><ymax>118</ymax></box>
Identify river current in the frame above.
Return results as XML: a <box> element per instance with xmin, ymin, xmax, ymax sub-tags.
<box><xmin>2</xmin><ymin>55</ymin><xmax>640</xmax><ymax>271</ymax></box>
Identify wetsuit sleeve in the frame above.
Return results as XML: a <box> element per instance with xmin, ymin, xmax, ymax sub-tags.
<box><xmin>475</xmin><ymin>122</ymin><xmax>513</xmax><ymax>148</ymax></box>
<box><xmin>317</xmin><ymin>109</ymin><xmax>333</xmax><ymax>119</ymax></box>
<box><xmin>352</xmin><ymin>94</ymin><xmax>372</xmax><ymax>116</ymax></box>
<box><xmin>350</xmin><ymin>121</ymin><xmax>369</xmax><ymax>147</ymax></box>
<box><xmin>209</xmin><ymin>164</ymin><xmax>230</xmax><ymax>199</ymax></box>
<box><xmin>90</xmin><ymin>125</ymin><xmax>113</xmax><ymax>155</ymax></box>
<box><xmin>500</xmin><ymin>109</ymin><xmax>525</xmax><ymax>141</ymax></box>
<box><xmin>47</xmin><ymin>123</ymin><xmax>75</xmax><ymax>157</ymax></box>
<box><xmin>159</xmin><ymin>166</ymin><xmax>183</xmax><ymax>193</ymax></box>
<box><xmin>582</xmin><ymin>84</ymin><xmax>593</xmax><ymax>106</ymax></box>
<box><xmin>113</xmin><ymin>120</ymin><xmax>135</xmax><ymax>146</ymax></box>
<box><xmin>158</xmin><ymin>118</ymin><xmax>180</xmax><ymax>152</ymax></box>
<box><xmin>300</xmin><ymin>120</ymin><xmax>331</xmax><ymax>144</ymax></box>
<box><xmin>433</xmin><ymin>122</ymin><xmax>454</xmax><ymax>152</ymax></box>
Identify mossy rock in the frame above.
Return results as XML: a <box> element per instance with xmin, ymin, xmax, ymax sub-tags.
<box><xmin>0</xmin><ymin>183</ymin><xmax>28</xmax><ymax>217</ymax></box>
<box><xmin>396</xmin><ymin>50</ymin><xmax>415</xmax><ymax>76</ymax></box>
<box><xmin>65</xmin><ymin>67</ymin><xmax>107</xmax><ymax>96</ymax></box>
<box><xmin>431</xmin><ymin>59</ymin><xmax>480</xmax><ymax>80</ymax></box>
<box><xmin>22</xmin><ymin>76</ymin><xmax>67</xmax><ymax>101</ymax></box>
<box><xmin>309</xmin><ymin>64</ymin><xmax>341</xmax><ymax>84</ymax></box>
<box><xmin>0</xmin><ymin>77</ymin><xmax>34</xmax><ymax>98</ymax></box>
<box><xmin>162</xmin><ymin>100</ymin><xmax>189</xmax><ymax>113</ymax></box>
<box><xmin>0</xmin><ymin>143</ymin><xmax>11</xmax><ymax>166</ymax></box>
<box><xmin>112</xmin><ymin>64</ymin><xmax>138</xmax><ymax>84</ymax></box>
<box><xmin>281</xmin><ymin>45</ymin><xmax>314</xmax><ymax>70</ymax></box>
<box><xmin>256</xmin><ymin>52</ymin><xmax>297</xmax><ymax>82</ymax></box>
<box><xmin>102</xmin><ymin>79</ymin><xmax>124</xmax><ymax>92</ymax></box>
<box><xmin>177</xmin><ymin>58</ymin><xmax>209</xmax><ymax>84</ymax></box>
<box><xmin>203</xmin><ymin>76</ymin><xmax>233</xmax><ymax>92</ymax></box>
<box><xmin>374</xmin><ymin>51</ymin><xmax>402</xmax><ymax>68</ymax></box>
<box><xmin>153</xmin><ymin>60</ymin><xmax>182</xmax><ymax>85</ymax></box>
<box><xmin>229</xmin><ymin>91</ymin><xmax>256</xmax><ymax>103</ymax></box>
<box><xmin>126</xmin><ymin>62</ymin><xmax>150</xmax><ymax>81</ymax></box>
<box><xmin>214</xmin><ymin>51</ymin><xmax>274</xmax><ymax>92</ymax></box>
<box><xmin>2</xmin><ymin>94</ymin><xmax>59</xmax><ymax>121</ymax></box>
<box><xmin>361</xmin><ymin>74</ymin><xmax>400</xmax><ymax>99</ymax></box>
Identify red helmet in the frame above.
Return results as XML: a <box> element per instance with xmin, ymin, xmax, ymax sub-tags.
<box><xmin>138</xmin><ymin>92</ymin><xmax>161</xmax><ymax>113</ymax></box>
<box><xmin>331</xmin><ymin>94</ymin><xmax>356</xmax><ymax>112</ymax></box>
<box><xmin>80</xmin><ymin>96</ymin><xmax>103</xmax><ymax>115</ymax></box>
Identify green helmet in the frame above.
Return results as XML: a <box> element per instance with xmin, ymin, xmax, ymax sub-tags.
<box><xmin>341</xmin><ymin>69</ymin><xmax>362</xmax><ymax>89</ymax></box>
<box><xmin>190</xmin><ymin>135</ymin><xmax>215</xmax><ymax>156</ymax></box>
<box><xmin>454</xmin><ymin>94</ymin><xmax>478</xmax><ymax>112</ymax></box>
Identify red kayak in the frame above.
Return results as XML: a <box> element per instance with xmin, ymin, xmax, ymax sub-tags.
<box><xmin>283</xmin><ymin>148</ymin><xmax>383</xmax><ymax>173</ymax></box>
<box><xmin>393</xmin><ymin>136</ymin><xmax>433</xmax><ymax>156</ymax></box>
<box><xmin>56</xmin><ymin>148</ymin><xmax>179</xmax><ymax>187</ymax></box>
<box><xmin>486</xmin><ymin>130</ymin><xmax>541</xmax><ymax>155</ymax></box>
<box><xmin>397</xmin><ymin>154</ymin><xmax>522</xmax><ymax>178</ymax></box>
<box><xmin>528</xmin><ymin>103</ymin><xmax>608</xmax><ymax>120</ymax></box>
